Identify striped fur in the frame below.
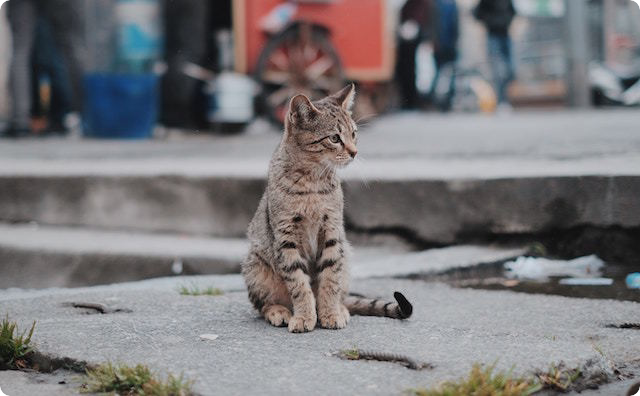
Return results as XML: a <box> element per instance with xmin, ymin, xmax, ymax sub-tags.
<box><xmin>343</xmin><ymin>292</ymin><xmax>413</xmax><ymax>319</ymax></box>
<box><xmin>242</xmin><ymin>85</ymin><xmax>413</xmax><ymax>333</ymax></box>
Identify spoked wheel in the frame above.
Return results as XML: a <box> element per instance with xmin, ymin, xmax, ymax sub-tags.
<box><xmin>256</xmin><ymin>23</ymin><xmax>345</xmax><ymax>126</ymax></box>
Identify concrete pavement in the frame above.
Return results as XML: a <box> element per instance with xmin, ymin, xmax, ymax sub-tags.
<box><xmin>0</xmin><ymin>274</ymin><xmax>639</xmax><ymax>395</ymax></box>
<box><xmin>1</xmin><ymin>110</ymin><xmax>640</xmax><ymax>179</ymax></box>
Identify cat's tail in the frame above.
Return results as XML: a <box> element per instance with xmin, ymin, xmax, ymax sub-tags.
<box><xmin>343</xmin><ymin>292</ymin><xmax>413</xmax><ymax>319</ymax></box>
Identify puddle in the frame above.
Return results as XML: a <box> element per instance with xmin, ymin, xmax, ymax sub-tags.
<box><xmin>417</xmin><ymin>256</ymin><xmax>640</xmax><ymax>303</ymax></box>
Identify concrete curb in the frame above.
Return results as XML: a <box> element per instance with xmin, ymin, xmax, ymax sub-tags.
<box><xmin>1</xmin><ymin>175</ymin><xmax>638</xmax><ymax>243</ymax></box>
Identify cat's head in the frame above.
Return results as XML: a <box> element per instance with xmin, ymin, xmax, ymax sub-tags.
<box><xmin>284</xmin><ymin>84</ymin><xmax>358</xmax><ymax>168</ymax></box>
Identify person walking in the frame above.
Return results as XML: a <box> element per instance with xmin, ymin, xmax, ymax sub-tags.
<box><xmin>473</xmin><ymin>0</ymin><xmax>516</xmax><ymax>111</ymax></box>
<box><xmin>2</xmin><ymin>0</ymin><xmax>84</xmax><ymax>138</ymax></box>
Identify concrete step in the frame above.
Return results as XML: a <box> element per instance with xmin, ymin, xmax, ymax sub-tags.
<box><xmin>0</xmin><ymin>223</ymin><xmax>247</xmax><ymax>288</ymax></box>
<box><xmin>0</xmin><ymin>223</ymin><xmax>524</xmax><ymax>289</ymax></box>
<box><xmin>2</xmin><ymin>110</ymin><xmax>639</xmax><ymax>245</ymax></box>
<box><xmin>1</xmin><ymin>172</ymin><xmax>638</xmax><ymax>245</ymax></box>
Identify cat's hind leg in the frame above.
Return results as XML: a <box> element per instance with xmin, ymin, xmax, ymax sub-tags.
<box><xmin>243</xmin><ymin>251</ymin><xmax>292</xmax><ymax>326</ymax></box>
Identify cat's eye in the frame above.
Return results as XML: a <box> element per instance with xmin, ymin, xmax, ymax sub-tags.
<box><xmin>329</xmin><ymin>134</ymin><xmax>341</xmax><ymax>144</ymax></box>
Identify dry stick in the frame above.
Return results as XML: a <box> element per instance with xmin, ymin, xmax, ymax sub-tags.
<box><xmin>340</xmin><ymin>350</ymin><xmax>433</xmax><ymax>370</ymax></box>
<box><xmin>63</xmin><ymin>302</ymin><xmax>131</xmax><ymax>314</ymax></box>
<box><xmin>607</xmin><ymin>323</ymin><xmax>640</xmax><ymax>330</ymax></box>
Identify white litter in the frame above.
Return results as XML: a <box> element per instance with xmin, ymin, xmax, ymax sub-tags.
<box><xmin>504</xmin><ymin>255</ymin><xmax>605</xmax><ymax>282</ymax></box>
<box><xmin>199</xmin><ymin>334</ymin><xmax>219</xmax><ymax>341</ymax></box>
<box><xmin>559</xmin><ymin>278</ymin><xmax>614</xmax><ymax>286</ymax></box>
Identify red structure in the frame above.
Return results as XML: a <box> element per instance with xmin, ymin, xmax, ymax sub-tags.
<box><xmin>233</xmin><ymin>0</ymin><xmax>394</xmax><ymax>122</ymax></box>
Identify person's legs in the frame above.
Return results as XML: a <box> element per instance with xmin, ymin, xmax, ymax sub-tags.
<box><xmin>42</xmin><ymin>0</ymin><xmax>86</xmax><ymax>114</ymax></box>
<box><xmin>443</xmin><ymin>61</ymin><xmax>456</xmax><ymax>111</ymax></box>
<box><xmin>433</xmin><ymin>50</ymin><xmax>456</xmax><ymax>112</ymax></box>
<box><xmin>34</xmin><ymin>17</ymin><xmax>73</xmax><ymax>131</ymax></box>
<box><xmin>487</xmin><ymin>33</ymin><xmax>505</xmax><ymax>104</ymax></box>
<box><xmin>396</xmin><ymin>38</ymin><xmax>420</xmax><ymax>109</ymax></box>
<box><xmin>6</xmin><ymin>0</ymin><xmax>37</xmax><ymax>135</ymax></box>
<box><xmin>488</xmin><ymin>33</ymin><xmax>515</xmax><ymax>105</ymax></box>
<box><xmin>499</xmin><ymin>34</ymin><xmax>515</xmax><ymax>100</ymax></box>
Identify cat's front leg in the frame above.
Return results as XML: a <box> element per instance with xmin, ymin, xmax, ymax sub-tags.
<box><xmin>316</xmin><ymin>236</ymin><xmax>350</xmax><ymax>329</ymax></box>
<box><xmin>277</xmin><ymin>240</ymin><xmax>317</xmax><ymax>333</ymax></box>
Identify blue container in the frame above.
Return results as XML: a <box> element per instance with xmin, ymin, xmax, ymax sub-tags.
<box><xmin>84</xmin><ymin>73</ymin><xmax>158</xmax><ymax>139</ymax></box>
<box><xmin>627</xmin><ymin>273</ymin><xmax>640</xmax><ymax>289</ymax></box>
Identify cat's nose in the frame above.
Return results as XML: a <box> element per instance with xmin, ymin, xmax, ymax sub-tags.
<box><xmin>347</xmin><ymin>148</ymin><xmax>357</xmax><ymax>158</ymax></box>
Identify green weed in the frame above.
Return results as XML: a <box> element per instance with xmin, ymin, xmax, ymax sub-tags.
<box><xmin>83</xmin><ymin>363</ymin><xmax>193</xmax><ymax>395</ymax></box>
<box><xmin>178</xmin><ymin>285</ymin><xmax>223</xmax><ymax>296</ymax></box>
<box><xmin>408</xmin><ymin>363</ymin><xmax>541</xmax><ymax>396</ymax></box>
<box><xmin>0</xmin><ymin>315</ymin><xmax>36</xmax><ymax>370</ymax></box>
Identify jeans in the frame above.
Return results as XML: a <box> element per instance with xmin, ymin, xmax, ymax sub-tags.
<box><xmin>432</xmin><ymin>49</ymin><xmax>457</xmax><ymax>111</ymax></box>
<box><xmin>487</xmin><ymin>33</ymin><xmax>514</xmax><ymax>104</ymax></box>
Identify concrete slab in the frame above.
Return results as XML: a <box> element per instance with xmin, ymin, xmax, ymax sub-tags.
<box><xmin>1</xmin><ymin>111</ymin><xmax>639</xmax><ymax>242</ymax></box>
<box><xmin>351</xmin><ymin>245</ymin><xmax>525</xmax><ymax>279</ymax></box>
<box><xmin>0</xmin><ymin>276</ymin><xmax>638</xmax><ymax>396</ymax></box>
<box><xmin>1</xmin><ymin>110</ymin><xmax>640</xmax><ymax>180</ymax></box>
<box><xmin>0</xmin><ymin>224</ymin><xmax>248</xmax><ymax>259</ymax></box>
<box><xmin>0</xmin><ymin>221</ymin><xmax>523</xmax><ymax>288</ymax></box>
<box><xmin>0</xmin><ymin>224</ymin><xmax>248</xmax><ymax>288</ymax></box>
<box><xmin>0</xmin><ymin>370</ymin><xmax>80</xmax><ymax>396</ymax></box>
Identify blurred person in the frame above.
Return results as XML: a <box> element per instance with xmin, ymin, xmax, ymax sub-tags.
<box><xmin>396</xmin><ymin>0</ymin><xmax>435</xmax><ymax>109</ymax></box>
<box><xmin>2</xmin><ymin>0</ymin><xmax>84</xmax><ymax>138</ymax></box>
<box><xmin>473</xmin><ymin>0</ymin><xmax>516</xmax><ymax>111</ymax></box>
<box><xmin>431</xmin><ymin>0</ymin><xmax>459</xmax><ymax>112</ymax></box>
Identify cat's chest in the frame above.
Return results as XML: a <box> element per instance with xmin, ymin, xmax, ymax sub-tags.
<box><xmin>296</xmin><ymin>195</ymin><xmax>340</xmax><ymax>261</ymax></box>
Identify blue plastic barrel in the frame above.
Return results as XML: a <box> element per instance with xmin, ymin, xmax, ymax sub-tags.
<box><xmin>83</xmin><ymin>73</ymin><xmax>158</xmax><ymax>139</ymax></box>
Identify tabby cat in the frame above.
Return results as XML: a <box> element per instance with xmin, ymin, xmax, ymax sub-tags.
<box><xmin>242</xmin><ymin>85</ymin><xmax>413</xmax><ymax>333</ymax></box>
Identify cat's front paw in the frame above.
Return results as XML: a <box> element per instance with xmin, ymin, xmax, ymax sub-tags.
<box><xmin>288</xmin><ymin>313</ymin><xmax>317</xmax><ymax>333</ymax></box>
<box><xmin>264</xmin><ymin>305</ymin><xmax>292</xmax><ymax>327</ymax></box>
<box><xmin>318</xmin><ymin>305</ymin><xmax>350</xmax><ymax>329</ymax></box>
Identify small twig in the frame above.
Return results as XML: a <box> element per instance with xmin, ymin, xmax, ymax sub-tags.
<box><xmin>336</xmin><ymin>349</ymin><xmax>433</xmax><ymax>370</ymax></box>
<box><xmin>606</xmin><ymin>323</ymin><xmax>640</xmax><ymax>330</ymax></box>
<box><xmin>62</xmin><ymin>302</ymin><xmax>131</xmax><ymax>314</ymax></box>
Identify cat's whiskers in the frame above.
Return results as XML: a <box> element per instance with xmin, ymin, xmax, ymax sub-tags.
<box><xmin>351</xmin><ymin>155</ymin><xmax>371</xmax><ymax>190</ymax></box>
<box><xmin>355</xmin><ymin>113</ymin><xmax>377</xmax><ymax>125</ymax></box>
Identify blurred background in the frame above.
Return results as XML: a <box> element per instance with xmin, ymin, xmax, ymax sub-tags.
<box><xmin>0</xmin><ymin>0</ymin><xmax>639</xmax><ymax>299</ymax></box>
<box><xmin>0</xmin><ymin>0</ymin><xmax>639</xmax><ymax>137</ymax></box>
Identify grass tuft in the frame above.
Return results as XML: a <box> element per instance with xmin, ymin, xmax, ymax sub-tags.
<box><xmin>0</xmin><ymin>315</ymin><xmax>36</xmax><ymax>370</ymax></box>
<box><xmin>535</xmin><ymin>363</ymin><xmax>581</xmax><ymax>392</ymax></box>
<box><xmin>83</xmin><ymin>363</ymin><xmax>193</xmax><ymax>395</ymax></box>
<box><xmin>178</xmin><ymin>285</ymin><xmax>223</xmax><ymax>296</ymax></box>
<box><xmin>408</xmin><ymin>363</ymin><xmax>541</xmax><ymax>396</ymax></box>
<box><xmin>341</xmin><ymin>348</ymin><xmax>360</xmax><ymax>360</ymax></box>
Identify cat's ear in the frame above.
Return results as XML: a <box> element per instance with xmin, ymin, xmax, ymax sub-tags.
<box><xmin>332</xmin><ymin>83</ymin><xmax>356</xmax><ymax>111</ymax></box>
<box><xmin>288</xmin><ymin>94</ymin><xmax>320</xmax><ymax>126</ymax></box>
